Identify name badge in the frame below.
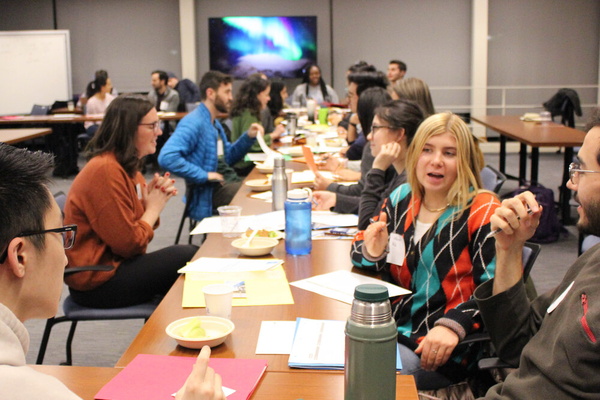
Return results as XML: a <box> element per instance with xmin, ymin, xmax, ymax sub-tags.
<box><xmin>386</xmin><ymin>233</ymin><xmax>406</xmax><ymax>266</ymax></box>
<box><xmin>159</xmin><ymin>100</ymin><xmax>169</xmax><ymax>111</ymax></box>
<box><xmin>547</xmin><ymin>281</ymin><xmax>574</xmax><ymax>314</ymax></box>
<box><xmin>136</xmin><ymin>183</ymin><xmax>142</xmax><ymax>200</ymax></box>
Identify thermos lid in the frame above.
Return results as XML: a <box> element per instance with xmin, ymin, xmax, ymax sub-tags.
<box><xmin>354</xmin><ymin>284</ymin><xmax>389</xmax><ymax>302</ymax></box>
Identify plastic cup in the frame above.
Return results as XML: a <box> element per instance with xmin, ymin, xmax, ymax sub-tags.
<box><xmin>203</xmin><ymin>284</ymin><xmax>234</xmax><ymax>319</ymax></box>
<box><xmin>67</xmin><ymin>101</ymin><xmax>74</xmax><ymax>111</ymax></box>
<box><xmin>305</xmin><ymin>131</ymin><xmax>317</xmax><ymax>147</ymax></box>
<box><xmin>285</xmin><ymin>168</ymin><xmax>294</xmax><ymax>189</ymax></box>
<box><xmin>217</xmin><ymin>205</ymin><xmax>242</xmax><ymax>238</ymax></box>
<box><xmin>318</xmin><ymin>107</ymin><xmax>329</xmax><ymax>125</ymax></box>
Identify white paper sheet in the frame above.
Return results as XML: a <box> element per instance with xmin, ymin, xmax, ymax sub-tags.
<box><xmin>288</xmin><ymin>318</ymin><xmax>346</xmax><ymax>369</ymax></box>
<box><xmin>191</xmin><ymin>211</ymin><xmax>286</xmax><ymax>235</ymax></box>
<box><xmin>255</xmin><ymin>321</ymin><xmax>297</xmax><ymax>354</ymax></box>
<box><xmin>290</xmin><ymin>270</ymin><xmax>411</xmax><ymax>304</ymax></box>
<box><xmin>178</xmin><ymin>258</ymin><xmax>283</xmax><ymax>273</ymax></box>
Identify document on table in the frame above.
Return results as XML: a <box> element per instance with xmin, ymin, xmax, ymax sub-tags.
<box><xmin>287</xmin><ymin>318</ymin><xmax>403</xmax><ymax>370</ymax></box>
<box><xmin>255</xmin><ymin>321</ymin><xmax>297</xmax><ymax>354</ymax></box>
<box><xmin>178</xmin><ymin>258</ymin><xmax>283</xmax><ymax>273</ymax></box>
<box><xmin>94</xmin><ymin>354</ymin><xmax>266</xmax><ymax>400</ymax></box>
<box><xmin>182</xmin><ymin>266</ymin><xmax>294</xmax><ymax>308</ymax></box>
<box><xmin>312</xmin><ymin>211</ymin><xmax>358</xmax><ymax>228</ymax></box>
<box><xmin>191</xmin><ymin>211</ymin><xmax>286</xmax><ymax>235</ymax></box>
<box><xmin>290</xmin><ymin>270</ymin><xmax>411</xmax><ymax>304</ymax></box>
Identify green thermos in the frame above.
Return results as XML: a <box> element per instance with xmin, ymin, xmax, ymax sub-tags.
<box><xmin>344</xmin><ymin>284</ymin><xmax>397</xmax><ymax>400</ymax></box>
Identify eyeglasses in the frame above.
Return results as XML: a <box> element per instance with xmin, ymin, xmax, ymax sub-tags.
<box><xmin>568</xmin><ymin>162</ymin><xmax>600</xmax><ymax>184</ymax></box>
<box><xmin>139</xmin><ymin>120</ymin><xmax>161</xmax><ymax>132</ymax></box>
<box><xmin>370</xmin><ymin>124</ymin><xmax>392</xmax><ymax>134</ymax></box>
<box><xmin>0</xmin><ymin>225</ymin><xmax>77</xmax><ymax>263</ymax></box>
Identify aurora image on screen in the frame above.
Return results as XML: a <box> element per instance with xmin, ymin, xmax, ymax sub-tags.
<box><xmin>209</xmin><ymin>16</ymin><xmax>317</xmax><ymax>79</ymax></box>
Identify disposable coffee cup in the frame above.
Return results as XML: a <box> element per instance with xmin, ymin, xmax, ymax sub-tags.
<box><xmin>67</xmin><ymin>101</ymin><xmax>75</xmax><ymax>111</ymax></box>
<box><xmin>217</xmin><ymin>205</ymin><xmax>242</xmax><ymax>238</ymax></box>
<box><xmin>203</xmin><ymin>284</ymin><xmax>234</xmax><ymax>319</ymax></box>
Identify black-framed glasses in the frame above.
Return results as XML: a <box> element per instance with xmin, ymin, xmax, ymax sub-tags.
<box><xmin>370</xmin><ymin>124</ymin><xmax>392</xmax><ymax>134</ymax></box>
<box><xmin>568</xmin><ymin>162</ymin><xmax>600</xmax><ymax>184</ymax></box>
<box><xmin>138</xmin><ymin>120</ymin><xmax>161</xmax><ymax>132</ymax></box>
<box><xmin>0</xmin><ymin>225</ymin><xmax>77</xmax><ymax>263</ymax></box>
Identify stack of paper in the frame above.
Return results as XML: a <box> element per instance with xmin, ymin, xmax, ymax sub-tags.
<box><xmin>287</xmin><ymin>318</ymin><xmax>402</xmax><ymax>370</ymax></box>
<box><xmin>95</xmin><ymin>354</ymin><xmax>267</xmax><ymax>400</ymax></box>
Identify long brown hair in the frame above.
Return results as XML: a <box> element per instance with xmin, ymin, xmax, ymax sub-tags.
<box><xmin>86</xmin><ymin>95</ymin><xmax>154</xmax><ymax>177</ymax></box>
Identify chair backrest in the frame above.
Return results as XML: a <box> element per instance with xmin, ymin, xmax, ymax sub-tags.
<box><xmin>480</xmin><ymin>164</ymin><xmax>507</xmax><ymax>194</ymax></box>
<box><xmin>522</xmin><ymin>242</ymin><xmax>541</xmax><ymax>280</ymax></box>
<box><xmin>31</xmin><ymin>104</ymin><xmax>50</xmax><ymax>115</ymax></box>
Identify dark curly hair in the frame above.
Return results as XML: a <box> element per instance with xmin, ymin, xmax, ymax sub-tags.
<box><xmin>230</xmin><ymin>76</ymin><xmax>270</xmax><ymax>119</ymax></box>
<box><xmin>267</xmin><ymin>80</ymin><xmax>286</xmax><ymax>118</ymax></box>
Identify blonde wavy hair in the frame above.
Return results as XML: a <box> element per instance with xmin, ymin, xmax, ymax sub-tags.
<box><xmin>406</xmin><ymin>112</ymin><xmax>486</xmax><ymax>214</ymax></box>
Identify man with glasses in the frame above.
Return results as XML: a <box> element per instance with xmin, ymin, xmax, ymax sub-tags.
<box><xmin>0</xmin><ymin>143</ymin><xmax>224</xmax><ymax>400</ymax></box>
<box><xmin>474</xmin><ymin>109</ymin><xmax>600</xmax><ymax>399</ymax></box>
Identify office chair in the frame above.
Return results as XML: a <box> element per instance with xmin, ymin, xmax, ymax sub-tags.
<box><xmin>36</xmin><ymin>192</ymin><xmax>160</xmax><ymax>365</ymax></box>
<box><xmin>30</xmin><ymin>104</ymin><xmax>50</xmax><ymax>115</ymax></box>
<box><xmin>481</xmin><ymin>165</ymin><xmax>508</xmax><ymax>194</ymax></box>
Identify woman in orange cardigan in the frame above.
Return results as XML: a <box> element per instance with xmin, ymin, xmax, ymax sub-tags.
<box><xmin>64</xmin><ymin>95</ymin><xmax>197</xmax><ymax>308</ymax></box>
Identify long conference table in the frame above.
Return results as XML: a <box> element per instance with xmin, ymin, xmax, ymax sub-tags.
<box><xmin>0</xmin><ymin>127</ymin><xmax>52</xmax><ymax>144</ymax></box>
<box><xmin>472</xmin><ymin>115</ymin><xmax>585</xmax><ymax>223</ymax></box>
<box><xmin>112</xmin><ymin>164</ymin><xmax>419</xmax><ymax>399</ymax></box>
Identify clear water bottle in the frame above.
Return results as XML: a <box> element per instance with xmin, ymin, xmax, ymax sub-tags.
<box><xmin>345</xmin><ymin>284</ymin><xmax>397</xmax><ymax>400</ymax></box>
<box><xmin>271</xmin><ymin>155</ymin><xmax>287</xmax><ymax>211</ymax></box>
<box><xmin>284</xmin><ymin>188</ymin><xmax>312</xmax><ymax>255</ymax></box>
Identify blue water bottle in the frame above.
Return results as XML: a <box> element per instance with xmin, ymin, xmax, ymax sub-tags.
<box><xmin>284</xmin><ymin>188</ymin><xmax>312</xmax><ymax>255</ymax></box>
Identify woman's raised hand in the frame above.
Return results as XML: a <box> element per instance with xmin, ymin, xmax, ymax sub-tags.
<box><xmin>373</xmin><ymin>142</ymin><xmax>402</xmax><ymax>171</ymax></box>
<box><xmin>364</xmin><ymin>211</ymin><xmax>389</xmax><ymax>258</ymax></box>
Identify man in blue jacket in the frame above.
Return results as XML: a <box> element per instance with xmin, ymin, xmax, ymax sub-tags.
<box><xmin>158</xmin><ymin>71</ymin><xmax>262</xmax><ymax>222</ymax></box>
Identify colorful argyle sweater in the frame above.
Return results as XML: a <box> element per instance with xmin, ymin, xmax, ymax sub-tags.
<box><xmin>351</xmin><ymin>183</ymin><xmax>500</xmax><ymax>347</ymax></box>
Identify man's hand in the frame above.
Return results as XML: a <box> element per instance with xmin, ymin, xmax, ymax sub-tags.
<box><xmin>415</xmin><ymin>326</ymin><xmax>459</xmax><ymax>371</ymax></box>
<box><xmin>313</xmin><ymin>191</ymin><xmax>336</xmax><ymax>211</ymax></box>
<box><xmin>372</xmin><ymin>142</ymin><xmax>402</xmax><ymax>171</ymax></box>
<box><xmin>247</xmin><ymin>123</ymin><xmax>265</xmax><ymax>139</ymax></box>
<box><xmin>207</xmin><ymin>172</ymin><xmax>224</xmax><ymax>182</ymax></box>
<box><xmin>490</xmin><ymin>191</ymin><xmax>541</xmax><ymax>251</ymax></box>
<box><xmin>176</xmin><ymin>346</ymin><xmax>225</xmax><ymax>400</ymax></box>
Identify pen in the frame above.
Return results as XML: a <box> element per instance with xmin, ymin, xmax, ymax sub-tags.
<box><xmin>485</xmin><ymin>208</ymin><xmax>534</xmax><ymax>239</ymax></box>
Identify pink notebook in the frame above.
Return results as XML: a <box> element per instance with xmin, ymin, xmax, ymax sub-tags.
<box><xmin>95</xmin><ymin>354</ymin><xmax>267</xmax><ymax>400</ymax></box>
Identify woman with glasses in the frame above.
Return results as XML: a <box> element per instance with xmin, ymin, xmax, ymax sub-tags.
<box><xmin>351</xmin><ymin>112</ymin><xmax>501</xmax><ymax>390</ymax></box>
<box><xmin>64</xmin><ymin>95</ymin><xmax>198</xmax><ymax>308</ymax></box>
<box><xmin>313</xmin><ymin>96</ymin><xmax>423</xmax><ymax>221</ymax></box>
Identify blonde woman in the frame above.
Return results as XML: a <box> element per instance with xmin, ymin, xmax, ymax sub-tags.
<box><xmin>392</xmin><ymin>77</ymin><xmax>435</xmax><ymax>117</ymax></box>
<box><xmin>351</xmin><ymin>112</ymin><xmax>500</xmax><ymax>389</ymax></box>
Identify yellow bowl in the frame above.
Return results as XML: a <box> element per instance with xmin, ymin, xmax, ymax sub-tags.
<box><xmin>166</xmin><ymin>316</ymin><xmax>235</xmax><ymax>349</ymax></box>
<box><xmin>231</xmin><ymin>237</ymin><xmax>279</xmax><ymax>256</ymax></box>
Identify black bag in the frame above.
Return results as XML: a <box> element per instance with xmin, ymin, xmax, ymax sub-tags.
<box><xmin>503</xmin><ymin>184</ymin><xmax>564</xmax><ymax>243</ymax></box>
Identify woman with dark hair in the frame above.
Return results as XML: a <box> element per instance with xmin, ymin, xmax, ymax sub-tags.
<box><xmin>261</xmin><ymin>80</ymin><xmax>289</xmax><ymax>133</ymax></box>
<box><xmin>230</xmin><ymin>76</ymin><xmax>284</xmax><ymax>175</ymax></box>
<box><xmin>64</xmin><ymin>95</ymin><xmax>198</xmax><ymax>308</ymax></box>
<box><xmin>84</xmin><ymin>74</ymin><xmax>115</xmax><ymax>137</ymax></box>
<box><xmin>291</xmin><ymin>64</ymin><xmax>339</xmax><ymax>106</ymax></box>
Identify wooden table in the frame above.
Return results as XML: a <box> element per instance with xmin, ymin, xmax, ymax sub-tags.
<box><xmin>472</xmin><ymin>115</ymin><xmax>585</xmax><ymax>222</ymax></box>
<box><xmin>0</xmin><ymin>128</ymin><xmax>52</xmax><ymax>144</ymax></box>
<box><xmin>32</xmin><ymin>365</ymin><xmax>418</xmax><ymax>400</ymax></box>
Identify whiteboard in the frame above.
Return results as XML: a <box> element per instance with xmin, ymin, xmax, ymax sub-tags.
<box><xmin>0</xmin><ymin>30</ymin><xmax>72</xmax><ymax>115</ymax></box>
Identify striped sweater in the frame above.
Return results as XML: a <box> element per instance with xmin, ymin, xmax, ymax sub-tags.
<box><xmin>351</xmin><ymin>183</ymin><xmax>500</xmax><ymax>347</ymax></box>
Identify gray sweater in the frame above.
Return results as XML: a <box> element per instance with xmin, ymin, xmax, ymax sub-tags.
<box><xmin>475</xmin><ymin>243</ymin><xmax>600</xmax><ymax>399</ymax></box>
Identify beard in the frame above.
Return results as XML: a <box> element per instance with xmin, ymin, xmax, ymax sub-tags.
<box><xmin>577</xmin><ymin>197</ymin><xmax>600</xmax><ymax>236</ymax></box>
<box><xmin>214</xmin><ymin>96</ymin><xmax>230</xmax><ymax>114</ymax></box>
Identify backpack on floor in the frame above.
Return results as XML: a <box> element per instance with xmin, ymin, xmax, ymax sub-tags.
<box><xmin>502</xmin><ymin>184</ymin><xmax>564</xmax><ymax>244</ymax></box>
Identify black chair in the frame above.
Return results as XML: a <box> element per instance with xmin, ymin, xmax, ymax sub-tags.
<box><xmin>175</xmin><ymin>182</ymin><xmax>199</xmax><ymax>244</ymax></box>
<box><xmin>30</xmin><ymin>104</ymin><xmax>50</xmax><ymax>115</ymax></box>
<box><xmin>481</xmin><ymin>165</ymin><xmax>508</xmax><ymax>194</ymax></box>
<box><xmin>36</xmin><ymin>192</ymin><xmax>160</xmax><ymax>365</ymax></box>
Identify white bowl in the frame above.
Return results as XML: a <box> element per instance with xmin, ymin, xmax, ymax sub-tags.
<box><xmin>166</xmin><ymin>316</ymin><xmax>234</xmax><ymax>349</ymax></box>
<box><xmin>254</xmin><ymin>162</ymin><xmax>274</xmax><ymax>174</ymax></box>
<box><xmin>245</xmin><ymin>178</ymin><xmax>271</xmax><ymax>192</ymax></box>
<box><xmin>231</xmin><ymin>237</ymin><xmax>279</xmax><ymax>256</ymax></box>
<box><xmin>240</xmin><ymin>230</ymin><xmax>284</xmax><ymax>240</ymax></box>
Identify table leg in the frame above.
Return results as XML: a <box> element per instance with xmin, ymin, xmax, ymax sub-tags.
<box><xmin>519</xmin><ymin>143</ymin><xmax>527</xmax><ymax>186</ymax></box>
<box><xmin>530</xmin><ymin>147</ymin><xmax>539</xmax><ymax>185</ymax></box>
<box><xmin>499</xmin><ymin>135</ymin><xmax>507</xmax><ymax>174</ymax></box>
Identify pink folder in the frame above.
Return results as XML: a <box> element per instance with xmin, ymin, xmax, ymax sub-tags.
<box><xmin>95</xmin><ymin>354</ymin><xmax>267</xmax><ymax>400</ymax></box>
